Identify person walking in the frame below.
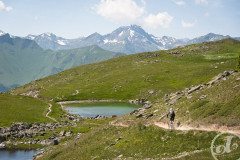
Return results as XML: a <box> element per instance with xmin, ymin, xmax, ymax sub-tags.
<box><xmin>167</xmin><ymin>108</ymin><xmax>175</xmax><ymax>130</ymax></box>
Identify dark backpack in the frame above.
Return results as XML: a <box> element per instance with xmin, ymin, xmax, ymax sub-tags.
<box><xmin>168</xmin><ymin>111</ymin><xmax>175</xmax><ymax>120</ymax></box>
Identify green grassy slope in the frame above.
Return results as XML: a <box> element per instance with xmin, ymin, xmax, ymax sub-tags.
<box><xmin>134</xmin><ymin>71</ymin><xmax>240</xmax><ymax>128</ymax></box>
<box><xmin>11</xmin><ymin>39</ymin><xmax>240</xmax><ymax>160</ymax></box>
<box><xmin>0</xmin><ymin>94</ymin><xmax>50</xmax><ymax>127</ymax></box>
<box><xmin>38</xmin><ymin>72</ymin><xmax>240</xmax><ymax>159</ymax></box>
<box><xmin>0</xmin><ymin>34</ymin><xmax>121</xmax><ymax>90</ymax></box>
<box><xmin>39</xmin><ymin>125</ymin><xmax>219</xmax><ymax>160</ymax></box>
<box><xmin>168</xmin><ymin>72</ymin><xmax>240</xmax><ymax>126</ymax></box>
<box><xmin>13</xmin><ymin>39</ymin><xmax>240</xmax><ymax>102</ymax></box>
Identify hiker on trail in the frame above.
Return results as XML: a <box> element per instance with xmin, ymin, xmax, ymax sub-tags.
<box><xmin>167</xmin><ymin>108</ymin><xmax>175</xmax><ymax>129</ymax></box>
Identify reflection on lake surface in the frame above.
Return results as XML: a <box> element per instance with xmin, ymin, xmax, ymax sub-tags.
<box><xmin>65</xmin><ymin>102</ymin><xmax>138</xmax><ymax>118</ymax></box>
<box><xmin>0</xmin><ymin>150</ymin><xmax>36</xmax><ymax>160</ymax></box>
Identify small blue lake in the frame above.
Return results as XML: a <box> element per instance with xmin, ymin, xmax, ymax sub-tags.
<box><xmin>0</xmin><ymin>150</ymin><xmax>36</xmax><ymax>160</ymax></box>
<box><xmin>64</xmin><ymin>102</ymin><xmax>138</xmax><ymax>118</ymax></box>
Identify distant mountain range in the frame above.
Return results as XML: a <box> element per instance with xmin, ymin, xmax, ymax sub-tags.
<box><xmin>0</xmin><ymin>25</ymin><xmax>239</xmax><ymax>91</ymax></box>
<box><xmin>0</xmin><ymin>32</ymin><xmax>121</xmax><ymax>91</ymax></box>
<box><xmin>24</xmin><ymin>25</ymin><xmax>240</xmax><ymax>54</ymax></box>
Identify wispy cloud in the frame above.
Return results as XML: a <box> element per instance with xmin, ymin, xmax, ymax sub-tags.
<box><xmin>94</xmin><ymin>0</ymin><xmax>144</xmax><ymax>23</ymax></box>
<box><xmin>195</xmin><ymin>0</ymin><xmax>208</xmax><ymax>5</ymax></box>
<box><xmin>181</xmin><ymin>20</ymin><xmax>196</xmax><ymax>28</ymax></box>
<box><xmin>144</xmin><ymin>12</ymin><xmax>173</xmax><ymax>29</ymax></box>
<box><xmin>172</xmin><ymin>0</ymin><xmax>186</xmax><ymax>6</ymax></box>
<box><xmin>0</xmin><ymin>1</ymin><xmax>12</xmax><ymax>12</ymax></box>
<box><xmin>94</xmin><ymin>0</ymin><xmax>174</xmax><ymax>29</ymax></box>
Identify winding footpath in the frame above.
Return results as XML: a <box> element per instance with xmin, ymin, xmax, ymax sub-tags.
<box><xmin>111</xmin><ymin>120</ymin><xmax>240</xmax><ymax>135</ymax></box>
<box><xmin>154</xmin><ymin>122</ymin><xmax>240</xmax><ymax>135</ymax></box>
<box><xmin>45</xmin><ymin>103</ymin><xmax>58</xmax><ymax>122</ymax></box>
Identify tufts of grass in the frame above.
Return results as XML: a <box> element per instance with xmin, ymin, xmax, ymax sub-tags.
<box><xmin>39</xmin><ymin>125</ymin><xmax>218</xmax><ymax>160</ymax></box>
<box><xmin>12</xmin><ymin>39</ymin><xmax>240</xmax><ymax>104</ymax></box>
<box><xmin>0</xmin><ymin>93</ymin><xmax>50</xmax><ymax>127</ymax></box>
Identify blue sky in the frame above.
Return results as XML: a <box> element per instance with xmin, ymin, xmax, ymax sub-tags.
<box><xmin>0</xmin><ymin>0</ymin><xmax>239</xmax><ymax>39</ymax></box>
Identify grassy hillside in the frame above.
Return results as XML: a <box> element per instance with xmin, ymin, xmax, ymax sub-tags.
<box><xmin>37</xmin><ymin>72</ymin><xmax>240</xmax><ymax>160</ymax></box>
<box><xmin>175</xmin><ymin>72</ymin><xmax>240</xmax><ymax>126</ymax></box>
<box><xmin>0</xmin><ymin>34</ymin><xmax>121</xmax><ymax>90</ymax></box>
<box><xmin>9</xmin><ymin>39</ymin><xmax>240</xmax><ymax>159</ymax></box>
<box><xmin>0</xmin><ymin>94</ymin><xmax>50</xmax><ymax>127</ymax></box>
<box><xmin>129</xmin><ymin>71</ymin><xmax>240</xmax><ymax>128</ymax></box>
<box><xmin>39</xmin><ymin>125</ymin><xmax>219</xmax><ymax>160</ymax></box>
<box><xmin>13</xmin><ymin>39</ymin><xmax>240</xmax><ymax>102</ymax></box>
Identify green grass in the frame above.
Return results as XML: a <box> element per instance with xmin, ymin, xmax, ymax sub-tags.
<box><xmin>6</xmin><ymin>39</ymin><xmax>240</xmax><ymax>159</ymax></box>
<box><xmin>3</xmin><ymin>117</ymin><xmax>112</xmax><ymax>149</ymax></box>
<box><xmin>13</xmin><ymin>39</ymin><xmax>240</xmax><ymax>103</ymax></box>
<box><xmin>39</xmin><ymin>125</ymin><xmax>219</xmax><ymax>160</ymax></box>
<box><xmin>6</xmin><ymin>143</ymin><xmax>44</xmax><ymax>150</ymax></box>
<box><xmin>170</xmin><ymin>72</ymin><xmax>240</xmax><ymax>126</ymax></box>
<box><xmin>0</xmin><ymin>93</ymin><xmax>50</xmax><ymax>127</ymax></box>
<box><xmin>204</xmin><ymin>52</ymin><xmax>239</xmax><ymax>60</ymax></box>
<box><xmin>48</xmin><ymin>103</ymin><xmax>66</xmax><ymax>122</ymax></box>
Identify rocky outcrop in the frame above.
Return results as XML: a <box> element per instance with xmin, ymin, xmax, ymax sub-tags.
<box><xmin>164</xmin><ymin>70</ymin><xmax>236</xmax><ymax>105</ymax></box>
<box><xmin>20</xmin><ymin>90</ymin><xmax>39</xmax><ymax>98</ymax></box>
<box><xmin>207</xmin><ymin>70</ymin><xmax>235</xmax><ymax>86</ymax></box>
<box><xmin>65</xmin><ymin>114</ymin><xmax>82</xmax><ymax>122</ymax></box>
<box><xmin>129</xmin><ymin>98</ymin><xmax>151</xmax><ymax>107</ymax></box>
<box><xmin>129</xmin><ymin>99</ymin><xmax>153</xmax><ymax>119</ymax></box>
<box><xmin>0</xmin><ymin>123</ymin><xmax>60</xmax><ymax>139</ymax></box>
<box><xmin>0</xmin><ymin>122</ymin><xmax>74</xmax><ymax>148</ymax></box>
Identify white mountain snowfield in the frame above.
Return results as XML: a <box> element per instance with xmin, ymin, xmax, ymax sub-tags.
<box><xmin>57</xmin><ymin>40</ymin><xmax>67</xmax><ymax>46</ymax></box>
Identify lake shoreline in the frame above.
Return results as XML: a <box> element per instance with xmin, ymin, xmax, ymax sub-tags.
<box><xmin>62</xmin><ymin>101</ymin><xmax>140</xmax><ymax>118</ymax></box>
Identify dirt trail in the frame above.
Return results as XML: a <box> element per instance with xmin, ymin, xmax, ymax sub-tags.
<box><xmin>45</xmin><ymin>103</ymin><xmax>58</xmax><ymax>122</ymax></box>
<box><xmin>110</xmin><ymin>120</ymin><xmax>240</xmax><ymax>135</ymax></box>
<box><xmin>161</xmin><ymin>149</ymin><xmax>206</xmax><ymax>160</ymax></box>
<box><xmin>110</xmin><ymin>120</ymin><xmax>130</xmax><ymax>127</ymax></box>
<box><xmin>154</xmin><ymin>122</ymin><xmax>240</xmax><ymax>135</ymax></box>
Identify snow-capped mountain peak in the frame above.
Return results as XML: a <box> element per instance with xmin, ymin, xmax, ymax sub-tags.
<box><xmin>26</xmin><ymin>34</ymin><xmax>36</xmax><ymax>40</ymax></box>
<box><xmin>24</xmin><ymin>32</ymin><xmax>69</xmax><ymax>49</ymax></box>
<box><xmin>40</xmin><ymin>32</ymin><xmax>55</xmax><ymax>37</ymax></box>
<box><xmin>20</xmin><ymin>25</ymin><xmax>238</xmax><ymax>54</ymax></box>
<box><xmin>0</xmin><ymin>30</ymin><xmax>6</xmax><ymax>36</ymax></box>
<box><xmin>188</xmin><ymin>33</ymin><xmax>231</xmax><ymax>44</ymax></box>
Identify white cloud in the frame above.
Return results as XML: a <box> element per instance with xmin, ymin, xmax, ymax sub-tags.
<box><xmin>0</xmin><ymin>1</ymin><xmax>12</xmax><ymax>12</ymax></box>
<box><xmin>94</xmin><ymin>0</ymin><xmax>174</xmax><ymax>29</ymax></box>
<box><xmin>172</xmin><ymin>0</ymin><xmax>186</xmax><ymax>6</ymax></box>
<box><xmin>204</xmin><ymin>12</ymin><xmax>209</xmax><ymax>17</ymax></box>
<box><xmin>195</xmin><ymin>0</ymin><xmax>208</xmax><ymax>5</ymax></box>
<box><xmin>94</xmin><ymin>0</ymin><xmax>144</xmax><ymax>23</ymax></box>
<box><xmin>144</xmin><ymin>12</ymin><xmax>173</xmax><ymax>29</ymax></box>
<box><xmin>181</xmin><ymin>20</ymin><xmax>196</xmax><ymax>28</ymax></box>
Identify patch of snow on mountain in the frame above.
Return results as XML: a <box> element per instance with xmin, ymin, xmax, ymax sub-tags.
<box><xmin>160</xmin><ymin>40</ymin><xmax>166</xmax><ymax>46</ymax></box>
<box><xmin>45</xmin><ymin>32</ymin><xmax>52</xmax><ymax>36</ymax></box>
<box><xmin>40</xmin><ymin>33</ymin><xmax>52</xmax><ymax>40</ymax></box>
<box><xmin>119</xmin><ymin>31</ymin><xmax>124</xmax><ymax>37</ymax></box>
<box><xmin>0</xmin><ymin>30</ymin><xmax>6</xmax><ymax>36</ymax></box>
<box><xmin>27</xmin><ymin>35</ymin><xmax>36</xmax><ymax>40</ymax></box>
<box><xmin>103</xmin><ymin>39</ymin><xmax>118</xmax><ymax>44</ymax></box>
<box><xmin>130</xmin><ymin>30</ymin><xmax>135</xmax><ymax>37</ymax></box>
<box><xmin>9</xmin><ymin>35</ymin><xmax>15</xmax><ymax>38</ymax></box>
<box><xmin>57</xmin><ymin>40</ymin><xmax>66</xmax><ymax>45</ymax></box>
<box><xmin>209</xmin><ymin>36</ymin><xmax>220</xmax><ymax>41</ymax></box>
